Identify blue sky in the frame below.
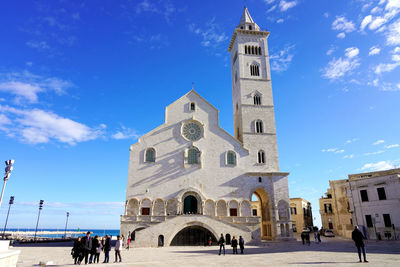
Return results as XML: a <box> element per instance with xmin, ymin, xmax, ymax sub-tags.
<box><xmin>0</xmin><ymin>0</ymin><xmax>399</xmax><ymax>229</ymax></box>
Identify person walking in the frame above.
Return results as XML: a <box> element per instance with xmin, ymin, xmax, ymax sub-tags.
<box><xmin>81</xmin><ymin>232</ymin><xmax>92</xmax><ymax>264</ymax></box>
<box><xmin>239</xmin><ymin>236</ymin><xmax>244</xmax><ymax>254</ymax></box>
<box><xmin>218</xmin><ymin>234</ymin><xmax>225</xmax><ymax>255</ymax></box>
<box><xmin>352</xmin><ymin>226</ymin><xmax>368</xmax><ymax>263</ymax></box>
<box><xmin>231</xmin><ymin>236</ymin><xmax>238</xmax><ymax>254</ymax></box>
<box><xmin>103</xmin><ymin>235</ymin><xmax>111</xmax><ymax>263</ymax></box>
<box><xmin>317</xmin><ymin>230</ymin><xmax>321</xmax><ymax>243</ymax></box>
<box><xmin>305</xmin><ymin>231</ymin><xmax>310</xmax><ymax>246</ymax></box>
<box><xmin>208</xmin><ymin>236</ymin><xmax>212</xmax><ymax>246</ymax></box>
<box><xmin>314</xmin><ymin>231</ymin><xmax>319</xmax><ymax>243</ymax></box>
<box><xmin>115</xmin><ymin>235</ymin><xmax>123</xmax><ymax>262</ymax></box>
<box><xmin>301</xmin><ymin>231</ymin><xmax>306</xmax><ymax>245</ymax></box>
<box><xmin>127</xmin><ymin>232</ymin><xmax>131</xmax><ymax>250</ymax></box>
<box><xmin>72</xmin><ymin>237</ymin><xmax>84</xmax><ymax>265</ymax></box>
<box><xmin>89</xmin><ymin>235</ymin><xmax>99</xmax><ymax>263</ymax></box>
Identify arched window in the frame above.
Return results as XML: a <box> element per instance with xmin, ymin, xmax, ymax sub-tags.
<box><xmin>255</xmin><ymin>120</ymin><xmax>263</xmax><ymax>133</ymax></box>
<box><xmin>245</xmin><ymin>45</ymin><xmax>248</xmax><ymax>54</ymax></box>
<box><xmin>145</xmin><ymin>148</ymin><xmax>155</xmax><ymax>162</ymax></box>
<box><xmin>226</xmin><ymin>151</ymin><xmax>236</xmax><ymax>166</ymax></box>
<box><xmin>254</xmin><ymin>94</ymin><xmax>261</xmax><ymax>105</ymax></box>
<box><xmin>252</xmin><ymin>46</ymin><xmax>255</xmax><ymax>55</ymax></box>
<box><xmin>258</xmin><ymin>150</ymin><xmax>265</xmax><ymax>164</ymax></box>
<box><xmin>249</xmin><ymin>25</ymin><xmax>252</xmax><ymax>30</ymax></box>
<box><xmin>188</xmin><ymin>147</ymin><xmax>200</xmax><ymax>164</ymax></box>
<box><xmin>255</xmin><ymin>46</ymin><xmax>258</xmax><ymax>55</ymax></box>
<box><xmin>190</xmin><ymin>102</ymin><xmax>196</xmax><ymax>111</ymax></box>
<box><xmin>258</xmin><ymin>47</ymin><xmax>262</xmax><ymax>55</ymax></box>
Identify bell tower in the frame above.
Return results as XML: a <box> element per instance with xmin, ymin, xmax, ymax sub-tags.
<box><xmin>228</xmin><ymin>7</ymin><xmax>279</xmax><ymax>172</ymax></box>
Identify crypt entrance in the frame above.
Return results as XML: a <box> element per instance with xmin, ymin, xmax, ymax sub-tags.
<box><xmin>170</xmin><ymin>225</ymin><xmax>217</xmax><ymax>246</ymax></box>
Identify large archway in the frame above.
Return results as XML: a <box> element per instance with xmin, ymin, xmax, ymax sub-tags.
<box><xmin>183</xmin><ymin>195</ymin><xmax>198</xmax><ymax>214</ymax></box>
<box><xmin>252</xmin><ymin>188</ymin><xmax>273</xmax><ymax>240</ymax></box>
<box><xmin>170</xmin><ymin>226</ymin><xmax>217</xmax><ymax>246</ymax></box>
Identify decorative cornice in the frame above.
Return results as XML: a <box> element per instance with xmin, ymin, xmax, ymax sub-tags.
<box><xmin>228</xmin><ymin>29</ymin><xmax>270</xmax><ymax>52</ymax></box>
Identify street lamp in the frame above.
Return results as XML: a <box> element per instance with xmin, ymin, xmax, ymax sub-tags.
<box><xmin>2</xmin><ymin>196</ymin><xmax>14</xmax><ymax>239</ymax></box>
<box><xmin>34</xmin><ymin>200</ymin><xmax>44</xmax><ymax>242</ymax></box>
<box><xmin>64</xmin><ymin>212</ymin><xmax>70</xmax><ymax>239</ymax></box>
<box><xmin>1</xmin><ymin>160</ymin><xmax>15</xmax><ymax>208</ymax></box>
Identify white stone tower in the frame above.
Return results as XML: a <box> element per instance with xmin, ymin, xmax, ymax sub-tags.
<box><xmin>228</xmin><ymin>7</ymin><xmax>279</xmax><ymax>172</ymax></box>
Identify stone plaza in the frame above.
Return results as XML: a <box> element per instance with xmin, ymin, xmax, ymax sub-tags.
<box><xmin>15</xmin><ymin>237</ymin><xmax>400</xmax><ymax>266</ymax></box>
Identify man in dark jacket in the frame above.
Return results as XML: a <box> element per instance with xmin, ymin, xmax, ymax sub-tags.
<box><xmin>218</xmin><ymin>234</ymin><xmax>225</xmax><ymax>255</ymax></box>
<box><xmin>81</xmin><ymin>232</ymin><xmax>92</xmax><ymax>264</ymax></box>
<box><xmin>352</xmin><ymin>226</ymin><xmax>368</xmax><ymax>263</ymax></box>
<box><xmin>89</xmin><ymin>235</ymin><xmax>99</xmax><ymax>264</ymax></box>
<box><xmin>239</xmin><ymin>236</ymin><xmax>245</xmax><ymax>254</ymax></box>
<box><xmin>231</xmin><ymin>236</ymin><xmax>238</xmax><ymax>254</ymax></box>
<box><xmin>103</xmin><ymin>235</ymin><xmax>111</xmax><ymax>263</ymax></box>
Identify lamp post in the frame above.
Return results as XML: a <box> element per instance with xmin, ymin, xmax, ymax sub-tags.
<box><xmin>34</xmin><ymin>200</ymin><xmax>44</xmax><ymax>242</ymax></box>
<box><xmin>2</xmin><ymin>196</ymin><xmax>14</xmax><ymax>239</ymax></box>
<box><xmin>64</xmin><ymin>212</ymin><xmax>69</xmax><ymax>239</ymax></box>
<box><xmin>1</xmin><ymin>160</ymin><xmax>15</xmax><ymax>208</ymax></box>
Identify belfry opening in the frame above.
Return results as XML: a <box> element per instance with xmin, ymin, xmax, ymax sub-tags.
<box><xmin>252</xmin><ymin>188</ymin><xmax>273</xmax><ymax>240</ymax></box>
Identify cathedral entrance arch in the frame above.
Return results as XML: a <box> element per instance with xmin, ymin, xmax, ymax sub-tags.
<box><xmin>170</xmin><ymin>225</ymin><xmax>217</xmax><ymax>246</ymax></box>
<box><xmin>184</xmin><ymin>195</ymin><xmax>198</xmax><ymax>214</ymax></box>
<box><xmin>252</xmin><ymin>188</ymin><xmax>273</xmax><ymax>240</ymax></box>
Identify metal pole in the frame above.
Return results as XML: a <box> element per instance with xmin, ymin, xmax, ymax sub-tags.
<box><xmin>34</xmin><ymin>209</ymin><xmax>41</xmax><ymax>242</ymax></box>
<box><xmin>2</xmin><ymin>201</ymin><xmax>12</xmax><ymax>238</ymax></box>
<box><xmin>0</xmin><ymin>180</ymin><xmax>7</xmax><ymax>208</ymax></box>
<box><xmin>64</xmin><ymin>212</ymin><xmax>69</xmax><ymax>238</ymax></box>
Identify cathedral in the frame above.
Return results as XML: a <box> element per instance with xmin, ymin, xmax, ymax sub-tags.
<box><xmin>120</xmin><ymin>7</ymin><xmax>292</xmax><ymax>247</ymax></box>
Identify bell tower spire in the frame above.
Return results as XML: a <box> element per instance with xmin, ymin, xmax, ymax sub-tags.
<box><xmin>228</xmin><ymin>7</ymin><xmax>279</xmax><ymax>172</ymax></box>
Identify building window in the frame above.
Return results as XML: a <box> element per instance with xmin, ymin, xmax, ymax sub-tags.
<box><xmin>290</xmin><ymin>207</ymin><xmax>297</xmax><ymax>215</ymax></box>
<box><xmin>254</xmin><ymin>94</ymin><xmax>261</xmax><ymax>105</ymax></box>
<box><xmin>258</xmin><ymin>177</ymin><xmax>262</xmax><ymax>183</ymax></box>
<box><xmin>249</xmin><ymin>25</ymin><xmax>252</xmax><ymax>30</ymax></box>
<box><xmin>257</xmin><ymin>150</ymin><xmax>265</xmax><ymax>164</ymax></box>
<box><xmin>365</xmin><ymin>215</ymin><xmax>373</xmax><ymax>228</ymax></box>
<box><xmin>360</xmin><ymin>190</ymin><xmax>369</xmax><ymax>202</ymax></box>
<box><xmin>250</xmin><ymin>64</ymin><xmax>260</xmax><ymax>76</ymax></box>
<box><xmin>258</xmin><ymin>47</ymin><xmax>262</xmax><ymax>55</ymax></box>
<box><xmin>252</xmin><ymin>209</ymin><xmax>257</xmax><ymax>216</ymax></box>
<box><xmin>324</xmin><ymin>203</ymin><xmax>332</xmax><ymax>213</ymax></box>
<box><xmin>189</xmin><ymin>102</ymin><xmax>196</xmax><ymax>111</ymax></box>
<box><xmin>383</xmin><ymin>214</ymin><xmax>392</xmax><ymax>227</ymax></box>
<box><xmin>230</xmin><ymin>208</ymin><xmax>237</xmax><ymax>217</ymax></box>
<box><xmin>292</xmin><ymin>223</ymin><xmax>297</xmax><ymax>232</ymax></box>
<box><xmin>145</xmin><ymin>148</ymin><xmax>156</xmax><ymax>162</ymax></box>
<box><xmin>350</xmin><ymin>218</ymin><xmax>353</xmax><ymax>225</ymax></box>
<box><xmin>141</xmin><ymin>208</ymin><xmax>150</xmax><ymax>216</ymax></box>
<box><xmin>226</xmin><ymin>151</ymin><xmax>236</xmax><ymax>165</ymax></box>
<box><xmin>255</xmin><ymin>120</ymin><xmax>263</xmax><ymax>133</ymax></box>
<box><xmin>188</xmin><ymin>147</ymin><xmax>200</xmax><ymax>164</ymax></box>
<box><xmin>377</xmin><ymin>187</ymin><xmax>386</xmax><ymax>200</ymax></box>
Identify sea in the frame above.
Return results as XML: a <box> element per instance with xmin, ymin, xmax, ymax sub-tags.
<box><xmin>6</xmin><ymin>228</ymin><xmax>120</xmax><ymax>238</ymax></box>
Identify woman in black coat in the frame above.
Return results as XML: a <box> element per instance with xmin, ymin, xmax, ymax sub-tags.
<box><xmin>72</xmin><ymin>237</ymin><xmax>84</xmax><ymax>265</ymax></box>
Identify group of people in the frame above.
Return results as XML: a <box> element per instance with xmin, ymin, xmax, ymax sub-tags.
<box><xmin>217</xmin><ymin>234</ymin><xmax>245</xmax><ymax>255</ymax></box>
<box><xmin>71</xmin><ymin>231</ymin><xmax>123</xmax><ymax>265</ymax></box>
<box><xmin>300</xmin><ymin>227</ymin><xmax>321</xmax><ymax>245</ymax></box>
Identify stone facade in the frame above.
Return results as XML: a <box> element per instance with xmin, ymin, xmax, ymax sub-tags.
<box><xmin>347</xmin><ymin>168</ymin><xmax>400</xmax><ymax>240</ymax></box>
<box><xmin>319</xmin><ymin>179</ymin><xmax>353</xmax><ymax>238</ymax></box>
<box><xmin>289</xmin><ymin>198</ymin><xmax>313</xmax><ymax>233</ymax></box>
<box><xmin>120</xmin><ymin>7</ymin><xmax>291</xmax><ymax>247</ymax></box>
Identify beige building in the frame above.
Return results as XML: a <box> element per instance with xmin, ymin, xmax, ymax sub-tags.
<box><xmin>347</xmin><ymin>168</ymin><xmax>400</xmax><ymax>240</ymax></box>
<box><xmin>290</xmin><ymin>198</ymin><xmax>313</xmax><ymax>233</ymax></box>
<box><xmin>319</xmin><ymin>179</ymin><xmax>353</xmax><ymax>238</ymax></box>
<box><xmin>120</xmin><ymin>7</ymin><xmax>292</xmax><ymax>247</ymax></box>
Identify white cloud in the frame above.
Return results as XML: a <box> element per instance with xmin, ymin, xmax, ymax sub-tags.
<box><xmin>326</xmin><ymin>46</ymin><xmax>335</xmax><ymax>55</ymax></box>
<box><xmin>360</xmin><ymin>15</ymin><xmax>372</xmax><ymax>31</ymax></box>
<box><xmin>279</xmin><ymin>0</ymin><xmax>297</xmax><ymax>12</ymax></box>
<box><xmin>335</xmin><ymin>149</ymin><xmax>345</xmax><ymax>154</ymax></box>
<box><xmin>373</xmin><ymin>139</ymin><xmax>385</xmax><ymax>145</ymax></box>
<box><xmin>363</xmin><ymin>150</ymin><xmax>385</xmax><ymax>156</ymax></box>
<box><xmin>369</xmin><ymin>46</ymin><xmax>381</xmax><ymax>55</ymax></box>
<box><xmin>393</xmin><ymin>54</ymin><xmax>400</xmax><ymax>61</ymax></box>
<box><xmin>26</xmin><ymin>40</ymin><xmax>50</xmax><ymax>50</ymax></box>
<box><xmin>321</xmin><ymin>148</ymin><xmax>338</xmax><ymax>152</ymax></box>
<box><xmin>369</xmin><ymin>17</ymin><xmax>387</xmax><ymax>30</ymax></box>
<box><xmin>345</xmin><ymin>47</ymin><xmax>360</xmax><ymax>58</ymax></box>
<box><xmin>189</xmin><ymin>19</ymin><xmax>228</xmax><ymax>48</ymax></box>
<box><xmin>393</xmin><ymin>47</ymin><xmax>400</xmax><ymax>53</ymax></box>
<box><xmin>386</xmin><ymin>0</ymin><xmax>400</xmax><ymax>10</ymax></box>
<box><xmin>0</xmin><ymin>106</ymin><xmax>104</xmax><ymax>145</ymax></box>
<box><xmin>371</xmin><ymin>7</ymin><xmax>383</xmax><ymax>14</ymax></box>
<box><xmin>276</xmin><ymin>18</ymin><xmax>284</xmax><ymax>23</ymax></box>
<box><xmin>135</xmin><ymin>0</ymin><xmax>178</xmax><ymax>23</ymax></box>
<box><xmin>112</xmin><ymin>126</ymin><xmax>139</xmax><ymax>140</ymax></box>
<box><xmin>267</xmin><ymin>5</ymin><xmax>277</xmax><ymax>13</ymax></box>
<box><xmin>361</xmin><ymin>161</ymin><xmax>394</xmax><ymax>171</ymax></box>
<box><xmin>385</xmin><ymin>144</ymin><xmax>400</xmax><ymax>148</ymax></box>
<box><xmin>375</xmin><ymin>61</ymin><xmax>400</xmax><ymax>74</ymax></box>
<box><xmin>345</xmin><ymin>138</ymin><xmax>359</xmax><ymax>144</ymax></box>
<box><xmin>343</xmin><ymin>154</ymin><xmax>354</xmax><ymax>159</ymax></box>
<box><xmin>323</xmin><ymin>48</ymin><xmax>360</xmax><ymax>80</ymax></box>
<box><xmin>269</xmin><ymin>45</ymin><xmax>295</xmax><ymax>72</ymax></box>
<box><xmin>332</xmin><ymin>16</ymin><xmax>356</xmax><ymax>33</ymax></box>
<box><xmin>386</xmin><ymin>19</ymin><xmax>400</xmax><ymax>45</ymax></box>
<box><xmin>337</xmin><ymin>32</ymin><xmax>346</xmax><ymax>38</ymax></box>
<box><xmin>0</xmin><ymin>71</ymin><xmax>71</xmax><ymax>104</ymax></box>
<box><xmin>380</xmin><ymin>82</ymin><xmax>400</xmax><ymax>91</ymax></box>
